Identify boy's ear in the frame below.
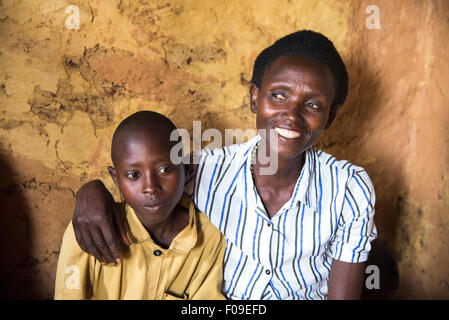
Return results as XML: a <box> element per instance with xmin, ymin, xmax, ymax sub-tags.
<box><xmin>183</xmin><ymin>162</ymin><xmax>195</xmax><ymax>183</ymax></box>
<box><xmin>108</xmin><ymin>166</ymin><xmax>119</xmax><ymax>188</ymax></box>
<box><xmin>184</xmin><ymin>163</ymin><xmax>193</xmax><ymax>176</ymax></box>
<box><xmin>249</xmin><ymin>84</ymin><xmax>259</xmax><ymax>114</ymax></box>
<box><xmin>325</xmin><ymin>104</ymin><xmax>341</xmax><ymax>129</ymax></box>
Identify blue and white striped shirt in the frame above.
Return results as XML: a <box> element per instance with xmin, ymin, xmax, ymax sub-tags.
<box><xmin>186</xmin><ymin>135</ymin><xmax>377</xmax><ymax>300</ymax></box>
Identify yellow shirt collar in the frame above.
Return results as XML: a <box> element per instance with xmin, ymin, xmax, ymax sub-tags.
<box><xmin>122</xmin><ymin>193</ymin><xmax>197</xmax><ymax>253</ymax></box>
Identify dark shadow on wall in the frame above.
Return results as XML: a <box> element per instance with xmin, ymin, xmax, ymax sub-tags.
<box><xmin>362</xmin><ymin>238</ymin><xmax>399</xmax><ymax>299</ymax></box>
<box><xmin>0</xmin><ymin>151</ymin><xmax>40</xmax><ymax>299</ymax></box>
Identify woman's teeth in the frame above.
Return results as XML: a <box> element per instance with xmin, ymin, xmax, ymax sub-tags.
<box><xmin>275</xmin><ymin>127</ymin><xmax>301</xmax><ymax>139</ymax></box>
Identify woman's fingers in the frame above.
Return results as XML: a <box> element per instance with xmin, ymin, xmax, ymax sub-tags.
<box><xmin>78</xmin><ymin>225</ymin><xmax>108</xmax><ymax>264</ymax></box>
<box><xmin>100</xmin><ymin>213</ymin><xmax>126</xmax><ymax>264</ymax></box>
<box><xmin>91</xmin><ymin>225</ymin><xmax>118</xmax><ymax>265</ymax></box>
<box><xmin>113</xmin><ymin>204</ymin><xmax>131</xmax><ymax>247</ymax></box>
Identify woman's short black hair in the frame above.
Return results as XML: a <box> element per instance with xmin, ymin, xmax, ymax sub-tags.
<box><xmin>250</xmin><ymin>30</ymin><xmax>348</xmax><ymax>108</ymax></box>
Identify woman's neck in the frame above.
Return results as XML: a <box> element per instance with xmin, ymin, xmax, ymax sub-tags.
<box><xmin>251</xmin><ymin>148</ymin><xmax>305</xmax><ymax>217</ymax></box>
<box><xmin>252</xmin><ymin>148</ymin><xmax>305</xmax><ymax>187</ymax></box>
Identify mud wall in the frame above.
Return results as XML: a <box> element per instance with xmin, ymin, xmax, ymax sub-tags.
<box><xmin>0</xmin><ymin>0</ymin><xmax>448</xmax><ymax>299</ymax></box>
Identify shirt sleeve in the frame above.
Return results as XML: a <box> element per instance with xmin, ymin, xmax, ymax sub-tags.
<box><xmin>184</xmin><ymin>233</ymin><xmax>227</xmax><ymax>300</ymax></box>
<box><xmin>54</xmin><ymin>221</ymin><xmax>95</xmax><ymax>299</ymax></box>
<box><xmin>330</xmin><ymin>169</ymin><xmax>377</xmax><ymax>263</ymax></box>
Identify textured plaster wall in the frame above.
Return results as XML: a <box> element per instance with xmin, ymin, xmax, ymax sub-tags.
<box><xmin>0</xmin><ymin>0</ymin><xmax>448</xmax><ymax>299</ymax></box>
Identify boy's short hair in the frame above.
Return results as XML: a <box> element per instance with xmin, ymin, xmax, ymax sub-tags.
<box><xmin>250</xmin><ymin>30</ymin><xmax>349</xmax><ymax>109</ymax></box>
<box><xmin>111</xmin><ymin>110</ymin><xmax>178</xmax><ymax>165</ymax></box>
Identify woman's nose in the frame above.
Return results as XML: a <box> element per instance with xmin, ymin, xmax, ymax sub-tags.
<box><xmin>283</xmin><ymin>99</ymin><xmax>304</xmax><ymax>121</ymax></box>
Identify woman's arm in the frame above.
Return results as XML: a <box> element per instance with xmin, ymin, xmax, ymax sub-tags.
<box><xmin>72</xmin><ymin>179</ymin><xmax>130</xmax><ymax>265</ymax></box>
<box><xmin>327</xmin><ymin>170</ymin><xmax>376</xmax><ymax>299</ymax></box>
<box><xmin>327</xmin><ymin>259</ymin><xmax>366</xmax><ymax>299</ymax></box>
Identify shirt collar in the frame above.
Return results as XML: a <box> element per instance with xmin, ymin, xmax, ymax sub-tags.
<box><xmin>122</xmin><ymin>193</ymin><xmax>198</xmax><ymax>253</ymax></box>
<box><xmin>290</xmin><ymin>147</ymin><xmax>316</xmax><ymax>211</ymax></box>
<box><xmin>242</xmin><ymin>135</ymin><xmax>317</xmax><ymax>213</ymax></box>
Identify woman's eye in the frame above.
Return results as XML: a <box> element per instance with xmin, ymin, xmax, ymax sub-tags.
<box><xmin>271</xmin><ymin>92</ymin><xmax>286</xmax><ymax>101</ymax></box>
<box><xmin>307</xmin><ymin>102</ymin><xmax>320</xmax><ymax>110</ymax></box>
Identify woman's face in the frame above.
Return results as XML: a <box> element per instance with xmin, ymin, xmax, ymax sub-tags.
<box><xmin>250</xmin><ymin>55</ymin><xmax>337</xmax><ymax>162</ymax></box>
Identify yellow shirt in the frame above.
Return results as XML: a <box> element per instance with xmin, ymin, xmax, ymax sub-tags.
<box><xmin>54</xmin><ymin>194</ymin><xmax>226</xmax><ymax>300</ymax></box>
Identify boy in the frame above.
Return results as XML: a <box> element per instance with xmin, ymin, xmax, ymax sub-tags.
<box><xmin>71</xmin><ymin>30</ymin><xmax>377</xmax><ymax>299</ymax></box>
<box><xmin>55</xmin><ymin>111</ymin><xmax>226</xmax><ymax>300</ymax></box>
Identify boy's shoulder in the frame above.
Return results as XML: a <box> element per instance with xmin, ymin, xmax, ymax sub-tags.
<box><xmin>58</xmin><ymin>220</ymin><xmax>93</xmax><ymax>264</ymax></box>
<box><xmin>179</xmin><ymin>194</ymin><xmax>224</xmax><ymax>243</ymax></box>
<box><xmin>194</xmin><ymin>208</ymin><xmax>225</xmax><ymax>250</ymax></box>
<box><xmin>196</xmin><ymin>209</ymin><xmax>222</xmax><ymax>236</ymax></box>
<box><xmin>61</xmin><ymin>220</ymin><xmax>81</xmax><ymax>250</ymax></box>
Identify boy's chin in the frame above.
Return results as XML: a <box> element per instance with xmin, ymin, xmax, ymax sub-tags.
<box><xmin>136</xmin><ymin>209</ymin><xmax>171</xmax><ymax>225</ymax></box>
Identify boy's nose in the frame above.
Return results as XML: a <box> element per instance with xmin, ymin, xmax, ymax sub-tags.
<box><xmin>143</xmin><ymin>184</ymin><xmax>160</xmax><ymax>195</ymax></box>
<box><xmin>142</xmin><ymin>175</ymin><xmax>160</xmax><ymax>195</ymax></box>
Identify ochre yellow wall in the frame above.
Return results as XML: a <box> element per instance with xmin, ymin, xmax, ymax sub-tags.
<box><xmin>0</xmin><ymin>0</ymin><xmax>448</xmax><ymax>299</ymax></box>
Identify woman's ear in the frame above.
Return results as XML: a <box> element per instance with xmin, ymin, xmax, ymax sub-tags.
<box><xmin>325</xmin><ymin>104</ymin><xmax>341</xmax><ymax>129</ymax></box>
<box><xmin>250</xmin><ymin>84</ymin><xmax>260</xmax><ymax>114</ymax></box>
<box><xmin>108</xmin><ymin>166</ymin><xmax>119</xmax><ymax>188</ymax></box>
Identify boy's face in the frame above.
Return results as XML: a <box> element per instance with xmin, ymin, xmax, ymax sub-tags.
<box><xmin>108</xmin><ymin>132</ymin><xmax>185</xmax><ymax>228</ymax></box>
<box><xmin>250</xmin><ymin>55</ymin><xmax>338</xmax><ymax>161</ymax></box>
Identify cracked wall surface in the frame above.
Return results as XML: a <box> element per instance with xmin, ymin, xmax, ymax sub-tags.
<box><xmin>0</xmin><ymin>0</ymin><xmax>448</xmax><ymax>299</ymax></box>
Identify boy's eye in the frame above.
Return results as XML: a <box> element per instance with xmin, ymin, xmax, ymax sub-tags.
<box><xmin>158</xmin><ymin>166</ymin><xmax>174</xmax><ymax>175</ymax></box>
<box><xmin>126</xmin><ymin>172</ymin><xmax>141</xmax><ymax>180</ymax></box>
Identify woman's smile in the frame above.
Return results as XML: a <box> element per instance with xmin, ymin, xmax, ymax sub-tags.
<box><xmin>250</xmin><ymin>54</ymin><xmax>337</xmax><ymax>160</ymax></box>
<box><xmin>274</xmin><ymin>127</ymin><xmax>301</xmax><ymax>139</ymax></box>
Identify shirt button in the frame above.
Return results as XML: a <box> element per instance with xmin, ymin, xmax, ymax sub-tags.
<box><xmin>267</xmin><ymin>222</ymin><xmax>271</xmax><ymax>228</ymax></box>
<box><xmin>265</xmin><ymin>269</ymin><xmax>271</xmax><ymax>275</ymax></box>
<box><xmin>153</xmin><ymin>249</ymin><xmax>162</xmax><ymax>256</ymax></box>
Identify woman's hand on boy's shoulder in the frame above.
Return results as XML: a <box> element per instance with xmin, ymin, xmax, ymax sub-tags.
<box><xmin>73</xmin><ymin>179</ymin><xmax>130</xmax><ymax>265</ymax></box>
